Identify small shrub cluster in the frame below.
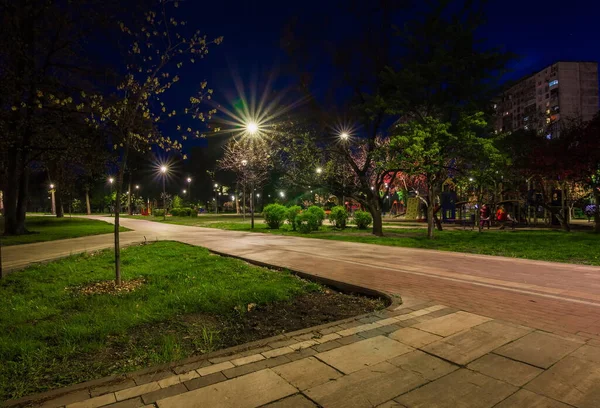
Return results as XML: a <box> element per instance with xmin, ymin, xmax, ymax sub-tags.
<box><xmin>296</xmin><ymin>212</ymin><xmax>319</xmax><ymax>233</ymax></box>
<box><xmin>263</xmin><ymin>204</ymin><xmax>287</xmax><ymax>228</ymax></box>
<box><xmin>329</xmin><ymin>206</ymin><xmax>348</xmax><ymax>229</ymax></box>
<box><xmin>153</xmin><ymin>209</ymin><xmax>165</xmax><ymax>217</ymax></box>
<box><xmin>306</xmin><ymin>206</ymin><xmax>326</xmax><ymax>226</ymax></box>
<box><xmin>286</xmin><ymin>205</ymin><xmax>302</xmax><ymax>231</ymax></box>
<box><xmin>354</xmin><ymin>210</ymin><xmax>373</xmax><ymax>229</ymax></box>
<box><xmin>170</xmin><ymin>207</ymin><xmax>197</xmax><ymax>217</ymax></box>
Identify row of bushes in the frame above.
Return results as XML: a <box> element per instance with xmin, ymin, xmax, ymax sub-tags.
<box><xmin>262</xmin><ymin>204</ymin><xmax>372</xmax><ymax>233</ymax></box>
<box><xmin>170</xmin><ymin>207</ymin><xmax>198</xmax><ymax>217</ymax></box>
<box><xmin>152</xmin><ymin>207</ymin><xmax>198</xmax><ymax>217</ymax></box>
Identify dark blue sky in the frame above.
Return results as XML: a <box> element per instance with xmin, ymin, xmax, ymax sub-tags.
<box><xmin>189</xmin><ymin>0</ymin><xmax>599</xmax><ymax>88</ymax></box>
<box><xmin>170</xmin><ymin>0</ymin><xmax>599</xmax><ymax>152</ymax></box>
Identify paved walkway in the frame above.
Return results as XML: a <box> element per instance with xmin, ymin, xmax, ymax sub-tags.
<box><xmin>4</xmin><ymin>217</ymin><xmax>600</xmax><ymax>407</ymax></box>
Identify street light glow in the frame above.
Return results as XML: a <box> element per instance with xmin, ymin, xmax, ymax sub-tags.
<box><xmin>256</xmin><ymin>193</ymin><xmax>260</xmax><ymax>198</ymax></box>
<box><xmin>469</xmin><ymin>177</ymin><xmax>474</xmax><ymax>182</ymax></box>
<box><xmin>183</xmin><ymin>189</ymin><xmax>187</xmax><ymax>194</ymax></box>
<box><xmin>340</xmin><ymin>132</ymin><xmax>349</xmax><ymax>140</ymax></box>
<box><xmin>280</xmin><ymin>191</ymin><xmax>285</xmax><ymax>198</ymax></box>
<box><xmin>135</xmin><ymin>185</ymin><xmax>140</xmax><ymax>189</ymax></box>
<box><xmin>160</xmin><ymin>165</ymin><xmax>168</xmax><ymax>174</ymax></box>
<box><xmin>187</xmin><ymin>177</ymin><xmax>192</xmax><ymax>183</ymax></box>
<box><xmin>108</xmin><ymin>177</ymin><xmax>114</xmax><ymax>184</ymax></box>
<box><xmin>50</xmin><ymin>184</ymin><xmax>54</xmax><ymax>189</ymax></box>
<box><xmin>316</xmin><ymin>167</ymin><xmax>323</xmax><ymax>174</ymax></box>
<box><xmin>214</xmin><ymin>183</ymin><xmax>218</xmax><ymax>188</ymax></box>
<box><xmin>231</xmin><ymin>195</ymin><xmax>235</xmax><ymax>201</ymax></box>
<box><xmin>246</xmin><ymin>122</ymin><xmax>259</xmax><ymax>135</ymax></box>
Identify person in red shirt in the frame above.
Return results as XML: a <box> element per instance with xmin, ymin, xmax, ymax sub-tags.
<box><xmin>496</xmin><ymin>205</ymin><xmax>507</xmax><ymax>229</ymax></box>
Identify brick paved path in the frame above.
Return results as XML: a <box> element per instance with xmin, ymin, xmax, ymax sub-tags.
<box><xmin>4</xmin><ymin>216</ymin><xmax>600</xmax><ymax>339</ymax></box>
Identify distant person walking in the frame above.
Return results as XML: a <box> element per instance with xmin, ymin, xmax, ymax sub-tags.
<box><xmin>496</xmin><ymin>205</ymin><xmax>507</xmax><ymax>229</ymax></box>
<box><xmin>480</xmin><ymin>204</ymin><xmax>491</xmax><ymax>229</ymax></box>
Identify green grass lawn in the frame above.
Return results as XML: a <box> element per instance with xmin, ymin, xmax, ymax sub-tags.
<box><xmin>0</xmin><ymin>216</ymin><xmax>127</xmax><ymax>246</ymax></box>
<box><xmin>0</xmin><ymin>241</ymin><xmax>321</xmax><ymax>400</ymax></box>
<box><xmin>126</xmin><ymin>215</ymin><xmax>600</xmax><ymax>266</ymax></box>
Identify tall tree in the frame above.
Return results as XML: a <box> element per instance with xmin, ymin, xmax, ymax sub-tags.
<box><xmin>87</xmin><ymin>1</ymin><xmax>222</xmax><ymax>284</ymax></box>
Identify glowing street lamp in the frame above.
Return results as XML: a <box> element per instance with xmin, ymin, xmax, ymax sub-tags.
<box><xmin>186</xmin><ymin>177</ymin><xmax>192</xmax><ymax>201</ymax></box>
<box><xmin>183</xmin><ymin>189</ymin><xmax>187</xmax><ymax>195</ymax></box>
<box><xmin>160</xmin><ymin>165</ymin><xmax>169</xmax><ymax>220</ymax></box>
<box><xmin>135</xmin><ymin>185</ymin><xmax>140</xmax><ymax>190</ymax></box>
<box><xmin>108</xmin><ymin>177</ymin><xmax>114</xmax><ymax>184</ymax></box>
<box><xmin>316</xmin><ymin>167</ymin><xmax>323</xmax><ymax>174</ymax></box>
<box><xmin>340</xmin><ymin>132</ymin><xmax>349</xmax><ymax>141</ymax></box>
<box><xmin>280</xmin><ymin>191</ymin><xmax>285</xmax><ymax>198</ymax></box>
<box><xmin>246</xmin><ymin>122</ymin><xmax>259</xmax><ymax>135</ymax></box>
<box><xmin>49</xmin><ymin>184</ymin><xmax>56</xmax><ymax>215</ymax></box>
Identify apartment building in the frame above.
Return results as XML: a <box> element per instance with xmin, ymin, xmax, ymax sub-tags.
<box><xmin>494</xmin><ymin>61</ymin><xmax>598</xmax><ymax>138</ymax></box>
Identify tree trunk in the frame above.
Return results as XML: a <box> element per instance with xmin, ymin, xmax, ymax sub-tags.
<box><xmin>55</xmin><ymin>193</ymin><xmax>64</xmax><ymax>218</ymax></box>
<box><xmin>594</xmin><ymin>190</ymin><xmax>600</xmax><ymax>233</ymax></box>
<box><xmin>114</xmin><ymin>167</ymin><xmax>124</xmax><ymax>286</ymax></box>
<box><xmin>3</xmin><ymin>148</ymin><xmax>21</xmax><ymax>235</ymax></box>
<box><xmin>250</xmin><ymin>182</ymin><xmax>255</xmax><ymax>229</ymax></box>
<box><xmin>372</xmin><ymin>208</ymin><xmax>383</xmax><ymax>236</ymax></box>
<box><xmin>85</xmin><ymin>189</ymin><xmax>91</xmax><ymax>215</ymax></box>
<box><xmin>127</xmin><ymin>175</ymin><xmax>132</xmax><ymax>215</ymax></box>
<box><xmin>427</xmin><ymin>189</ymin><xmax>435</xmax><ymax>239</ymax></box>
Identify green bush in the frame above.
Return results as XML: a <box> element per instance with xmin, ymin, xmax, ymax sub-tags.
<box><xmin>329</xmin><ymin>205</ymin><xmax>349</xmax><ymax>229</ymax></box>
<box><xmin>296</xmin><ymin>212</ymin><xmax>319</xmax><ymax>233</ymax></box>
<box><xmin>307</xmin><ymin>206</ymin><xmax>326</xmax><ymax>226</ymax></box>
<box><xmin>153</xmin><ymin>209</ymin><xmax>165</xmax><ymax>217</ymax></box>
<box><xmin>354</xmin><ymin>210</ymin><xmax>373</xmax><ymax>229</ymax></box>
<box><xmin>262</xmin><ymin>204</ymin><xmax>288</xmax><ymax>229</ymax></box>
<box><xmin>172</xmin><ymin>195</ymin><xmax>183</xmax><ymax>209</ymax></box>
<box><xmin>170</xmin><ymin>207</ymin><xmax>197</xmax><ymax>217</ymax></box>
<box><xmin>286</xmin><ymin>205</ymin><xmax>302</xmax><ymax>230</ymax></box>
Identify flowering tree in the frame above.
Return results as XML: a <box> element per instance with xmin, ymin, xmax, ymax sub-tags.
<box><xmin>87</xmin><ymin>1</ymin><xmax>222</xmax><ymax>284</ymax></box>
<box><xmin>217</xmin><ymin>137</ymin><xmax>272</xmax><ymax>228</ymax></box>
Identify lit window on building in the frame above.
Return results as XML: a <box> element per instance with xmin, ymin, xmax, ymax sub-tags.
<box><xmin>549</xmin><ymin>80</ymin><xmax>558</xmax><ymax>87</ymax></box>
<box><xmin>546</xmin><ymin>109</ymin><xmax>551</xmax><ymax>114</ymax></box>
<box><xmin>546</xmin><ymin>117</ymin><xmax>551</xmax><ymax>124</ymax></box>
<box><xmin>524</xmin><ymin>125</ymin><xmax>529</xmax><ymax>130</ymax></box>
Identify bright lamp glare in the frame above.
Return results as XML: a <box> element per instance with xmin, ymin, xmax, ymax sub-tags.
<box><xmin>246</xmin><ymin>122</ymin><xmax>259</xmax><ymax>134</ymax></box>
<box><xmin>316</xmin><ymin>167</ymin><xmax>323</xmax><ymax>174</ymax></box>
<box><xmin>160</xmin><ymin>166</ymin><xmax>167</xmax><ymax>174</ymax></box>
<box><xmin>340</xmin><ymin>132</ymin><xmax>349</xmax><ymax>140</ymax></box>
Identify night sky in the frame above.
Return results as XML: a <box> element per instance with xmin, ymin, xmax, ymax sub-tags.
<box><xmin>153</xmin><ymin>0</ymin><xmax>600</xmax><ymax>195</ymax></box>
<box><xmin>192</xmin><ymin>0</ymin><xmax>599</xmax><ymax>90</ymax></box>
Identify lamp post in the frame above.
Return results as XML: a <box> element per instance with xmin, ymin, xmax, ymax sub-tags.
<box><xmin>340</xmin><ymin>132</ymin><xmax>350</xmax><ymax>210</ymax></box>
<box><xmin>160</xmin><ymin>165</ymin><xmax>168</xmax><ymax>220</ymax></box>
<box><xmin>108</xmin><ymin>177</ymin><xmax>114</xmax><ymax>216</ymax></box>
<box><xmin>49</xmin><ymin>184</ymin><xmax>56</xmax><ymax>215</ymax></box>
<box><xmin>187</xmin><ymin>177</ymin><xmax>192</xmax><ymax>203</ymax></box>
<box><xmin>214</xmin><ymin>183</ymin><xmax>218</xmax><ymax>214</ymax></box>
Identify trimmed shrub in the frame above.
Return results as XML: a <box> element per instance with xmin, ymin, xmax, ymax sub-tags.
<box><xmin>153</xmin><ymin>209</ymin><xmax>165</xmax><ymax>217</ymax></box>
<box><xmin>263</xmin><ymin>204</ymin><xmax>288</xmax><ymax>229</ymax></box>
<box><xmin>287</xmin><ymin>205</ymin><xmax>302</xmax><ymax>231</ymax></box>
<box><xmin>296</xmin><ymin>212</ymin><xmax>319</xmax><ymax>233</ymax></box>
<box><xmin>354</xmin><ymin>210</ymin><xmax>373</xmax><ymax>229</ymax></box>
<box><xmin>306</xmin><ymin>206</ymin><xmax>326</xmax><ymax>226</ymax></box>
<box><xmin>329</xmin><ymin>205</ymin><xmax>349</xmax><ymax>229</ymax></box>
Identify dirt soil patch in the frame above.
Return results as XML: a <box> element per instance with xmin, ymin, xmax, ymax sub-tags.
<box><xmin>74</xmin><ymin>289</ymin><xmax>385</xmax><ymax>380</ymax></box>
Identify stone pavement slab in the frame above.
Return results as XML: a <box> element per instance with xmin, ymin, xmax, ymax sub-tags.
<box><xmin>272</xmin><ymin>357</ymin><xmax>342</xmax><ymax>390</ymax></box>
<box><xmin>262</xmin><ymin>394</ymin><xmax>317</xmax><ymax>408</ymax></box>
<box><xmin>305</xmin><ymin>354</ymin><xmax>452</xmax><ymax>408</ymax></box>
<box><xmin>422</xmin><ymin>320</ymin><xmax>531</xmax><ymax>365</ymax></box>
<box><xmin>388</xmin><ymin>327</ymin><xmax>442</xmax><ymax>348</ymax></box>
<box><xmin>412</xmin><ymin>311</ymin><xmax>492</xmax><ymax>337</ymax></box>
<box><xmin>395</xmin><ymin>368</ymin><xmax>517</xmax><ymax>408</ymax></box>
<box><xmin>495</xmin><ymin>331</ymin><xmax>584</xmax><ymax>368</ymax></box>
<box><xmin>155</xmin><ymin>369</ymin><xmax>296</xmax><ymax>408</ymax></box>
<box><xmin>494</xmin><ymin>389</ymin><xmax>572</xmax><ymax>408</ymax></box>
<box><xmin>467</xmin><ymin>353</ymin><xmax>543</xmax><ymax>387</ymax></box>
<box><xmin>315</xmin><ymin>336</ymin><xmax>413</xmax><ymax>374</ymax></box>
<box><xmin>525</xmin><ymin>353</ymin><xmax>600</xmax><ymax>408</ymax></box>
